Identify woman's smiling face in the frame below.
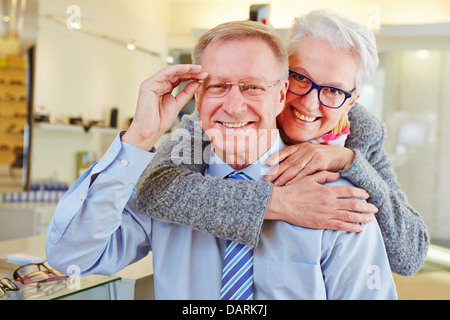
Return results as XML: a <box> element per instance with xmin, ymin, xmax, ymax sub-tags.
<box><xmin>277</xmin><ymin>35</ymin><xmax>360</xmax><ymax>144</ymax></box>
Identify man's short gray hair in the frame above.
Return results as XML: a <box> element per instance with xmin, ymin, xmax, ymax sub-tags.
<box><xmin>287</xmin><ymin>9</ymin><xmax>379</xmax><ymax>94</ymax></box>
<box><xmin>192</xmin><ymin>20</ymin><xmax>289</xmax><ymax>80</ymax></box>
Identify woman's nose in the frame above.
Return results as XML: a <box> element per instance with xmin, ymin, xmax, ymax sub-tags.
<box><xmin>298</xmin><ymin>89</ymin><xmax>321</xmax><ymax>112</ymax></box>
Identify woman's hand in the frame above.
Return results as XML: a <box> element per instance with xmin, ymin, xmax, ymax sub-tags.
<box><xmin>266</xmin><ymin>171</ymin><xmax>377</xmax><ymax>233</ymax></box>
<box><xmin>265</xmin><ymin>143</ymin><xmax>355</xmax><ymax>186</ymax></box>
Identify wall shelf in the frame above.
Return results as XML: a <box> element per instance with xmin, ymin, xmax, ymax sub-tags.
<box><xmin>35</xmin><ymin>122</ymin><xmax>119</xmax><ymax>134</ymax></box>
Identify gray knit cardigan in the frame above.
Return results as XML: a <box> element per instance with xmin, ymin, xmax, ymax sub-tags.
<box><xmin>137</xmin><ymin>104</ymin><xmax>429</xmax><ymax>276</ymax></box>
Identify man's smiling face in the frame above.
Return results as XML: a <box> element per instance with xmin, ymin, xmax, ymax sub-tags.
<box><xmin>196</xmin><ymin>37</ymin><xmax>287</xmax><ymax>167</ymax></box>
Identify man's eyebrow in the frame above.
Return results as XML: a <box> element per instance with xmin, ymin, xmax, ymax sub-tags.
<box><xmin>200</xmin><ymin>75</ymin><xmax>270</xmax><ymax>83</ymax></box>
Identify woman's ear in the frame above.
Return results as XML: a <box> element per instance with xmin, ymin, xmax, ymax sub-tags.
<box><xmin>348</xmin><ymin>92</ymin><xmax>360</xmax><ymax>109</ymax></box>
<box><xmin>341</xmin><ymin>92</ymin><xmax>359</xmax><ymax>118</ymax></box>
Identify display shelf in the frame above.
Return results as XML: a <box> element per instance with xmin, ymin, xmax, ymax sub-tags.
<box><xmin>0</xmin><ymin>101</ymin><xmax>27</xmax><ymax>117</ymax></box>
<box><xmin>31</xmin><ymin>122</ymin><xmax>119</xmax><ymax>185</ymax></box>
<box><xmin>35</xmin><ymin>122</ymin><xmax>119</xmax><ymax>134</ymax></box>
<box><xmin>0</xmin><ymin>54</ymin><xmax>27</xmax><ymax>174</ymax></box>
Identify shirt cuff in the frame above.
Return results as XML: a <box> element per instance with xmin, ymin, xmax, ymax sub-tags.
<box><xmin>110</xmin><ymin>140</ymin><xmax>156</xmax><ymax>184</ymax></box>
<box><xmin>89</xmin><ymin>131</ymin><xmax>156</xmax><ymax>185</ymax></box>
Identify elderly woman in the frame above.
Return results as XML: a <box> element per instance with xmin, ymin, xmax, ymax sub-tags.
<box><xmin>137</xmin><ymin>10</ymin><xmax>428</xmax><ymax>276</ymax></box>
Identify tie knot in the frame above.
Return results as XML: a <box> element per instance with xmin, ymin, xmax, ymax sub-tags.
<box><xmin>224</xmin><ymin>171</ymin><xmax>253</xmax><ymax>181</ymax></box>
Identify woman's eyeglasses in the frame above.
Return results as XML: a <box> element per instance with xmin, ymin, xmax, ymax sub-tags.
<box><xmin>288</xmin><ymin>69</ymin><xmax>355</xmax><ymax>109</ymax></box>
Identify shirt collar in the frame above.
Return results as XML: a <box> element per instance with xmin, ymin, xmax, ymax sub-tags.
<box><xmin>205</xmin><ymin>131</ymin><xmax>286</xmax><ymax>182</ymax></box>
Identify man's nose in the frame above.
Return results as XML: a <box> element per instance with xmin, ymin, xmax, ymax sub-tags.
<box><xmin>222</xmin><ymin>85</ymin><xmax>247</xmax><ymax>115</ymax></box>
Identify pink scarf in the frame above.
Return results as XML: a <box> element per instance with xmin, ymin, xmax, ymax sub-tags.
<box><xmin>309</xmin><ymin>125</ymin><xmax>350</xmax><ymax>147</ymax></box>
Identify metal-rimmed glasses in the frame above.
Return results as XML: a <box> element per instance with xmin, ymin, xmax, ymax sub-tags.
<box><xmin>0</xmin><ymin>277</ymin><xmax>19</xmax><ymax>298</ymax></box>
<box><xmin>13</xmin><ymin>260</ymin><xmax>68</xmax><ymax>287</ymax></box>
<box><xmin>288</xmin><ymin>69</ymin><xmax>355</xmax><ymax>109</ymax></box>
<box><xmin>197</xmin><ymin>79</ymin><xmax>281</xmax><ymax>99</ymax></box>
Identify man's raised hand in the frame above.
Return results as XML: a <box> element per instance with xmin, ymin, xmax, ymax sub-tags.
<box><xmin>122</xmin><ymin>64</ymin><xmax>207</xmax><ymax>151</ymax></box>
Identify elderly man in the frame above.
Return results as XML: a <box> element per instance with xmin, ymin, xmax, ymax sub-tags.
<box><xmin>138</xmin><ymin>10</ymin><xmax>428</xmax><ymax>278</ymax></box>
<box><xmin>46</xmin><ymin>20</ymin><xmax>396</xmax><ymax>299</ymax></box>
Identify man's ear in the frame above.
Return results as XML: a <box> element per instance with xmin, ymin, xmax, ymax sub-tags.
<box><xmin>195</xmin><ymin>89</ymin><xmax>202</xmax><ymax>112</ymax></box>
<box><xmin>276</xmin><ymin>79</ymin><xmax>289</xmax><ymax>116</ymax></box>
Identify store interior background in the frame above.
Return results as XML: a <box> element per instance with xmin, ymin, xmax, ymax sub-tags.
<box><xmin>1</xmin><ymin>0</ymin><xmax>450</xmax><ymax>299</ymax></box>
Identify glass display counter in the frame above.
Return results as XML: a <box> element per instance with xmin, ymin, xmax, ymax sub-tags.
<box><xmin>0</xmin><ymin>259</ymin><xmax>120</xmax><ymax>300</ymax></box>
<box><xmin>0</xmin><ymin>233</ymin><xmax>153</xmax><ymax>300</ymax></box>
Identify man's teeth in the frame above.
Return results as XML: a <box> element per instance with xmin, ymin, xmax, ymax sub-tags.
<box><xmin>292</xmin><ymin>108</ymin><xmax>316</xmax><ymax>122</ymax></box>
<box><xmin>221</xmin><ymin>122</ymin><xmax>249</xmax><ymax>128</ymax></box>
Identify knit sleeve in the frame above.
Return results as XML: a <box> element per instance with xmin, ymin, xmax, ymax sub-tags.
<box><xmin>136</xmin><ymin>111</ymin><xmax>271</xmax><ymax>247</ymax></box>
<box><xmin>341</xmin><ymin>105</ymin><xmax>429</xmax><ymax>276</ymax></box>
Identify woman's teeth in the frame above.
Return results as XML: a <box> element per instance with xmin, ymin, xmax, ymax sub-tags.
<box><xmin>221</xmin><ymin>122</ymin><xmax>249</xmax><ymax>128</ymax></box>
<box><xmin>292</xmin><ymin>107</ymin><xmax>317</xmax><ymax>122</ymax></box>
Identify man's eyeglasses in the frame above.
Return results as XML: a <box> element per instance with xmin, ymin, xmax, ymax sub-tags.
<box><xmin>0</xmin><ymin>277</ymin><xmax>19</xmax><ymax>298</ymax></box>
<box><xmin>13</xmin><ymin>260</ymin><xmax>68</xmax><ymax>286</ymax></box>
<box><xmin>197</xmin><ymin>79</ymin><xmax>281</xmax><ymax>99</ymax></box>
<box><xmin>288</xmin><ymin>69</ymin><xmax>355</xmax><ymax>109</ymax></box>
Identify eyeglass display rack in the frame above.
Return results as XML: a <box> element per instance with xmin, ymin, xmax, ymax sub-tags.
<box><xmin>0</xmin><ymin>54</ymin><xmax>28</xmax><ymax>193</ymax></box>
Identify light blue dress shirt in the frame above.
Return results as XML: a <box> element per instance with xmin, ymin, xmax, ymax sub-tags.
<box><xmin>46</xmin><ymin>131</ymin><xmax>397</xmax><ymax>299</ymax></box>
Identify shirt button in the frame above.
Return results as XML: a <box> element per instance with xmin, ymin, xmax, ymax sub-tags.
<box><xmin>108</xmin><ymin>151</ymin><xmax>114</xmax><ymax>159</ymax></box>
<box><xmin>79</xmin><ymin>194</ymin><xmax>85</xmax><ymax>200</ymax></box>
<box><xmin>121</xmin><ymin>159</ymin><xmax>129</xmax><ymax>167</ymax></box>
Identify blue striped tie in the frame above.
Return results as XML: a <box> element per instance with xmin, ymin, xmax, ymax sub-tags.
<box><xmin>220</xmin><ymin>171</ymin><xmax>254</xmax><ymax>300</ymax></box>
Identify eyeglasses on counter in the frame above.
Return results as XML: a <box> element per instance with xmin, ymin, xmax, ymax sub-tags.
<box><xmin>13</xmin><ymin>260</ymin><xmax>69</xmax><ymax>287</ymax></box>
<box><xmin>0</xmin><ymin>277</ymin><xmax>19</xmax><ymax>298</ymax></box>
<box><xmin>0</xmin><ymin>260</ymin><xmax>69</xmax><ymax>299</ymax></box>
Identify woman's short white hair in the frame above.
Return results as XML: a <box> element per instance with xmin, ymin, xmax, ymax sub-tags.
<box><xmin>286</xmin><ymin>9</ymin><xmax>379</xmax><ymax>94</ymax></box>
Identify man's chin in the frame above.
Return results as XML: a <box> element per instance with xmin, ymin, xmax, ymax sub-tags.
<box><xmin>211</xmin><ymin>141</ymin><xmax>257</xmax><ymax>165</ymax></box>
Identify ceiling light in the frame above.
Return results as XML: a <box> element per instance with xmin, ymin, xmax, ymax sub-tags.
<box><xmin>165</xmin><ymin>54</ymin><xmax>175</xmax><ymax>64</ymax></box>
<box><xmin>417</xmin><ymin>49</ymin><xmax>430</xmax><ymax>60</ymax></box>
